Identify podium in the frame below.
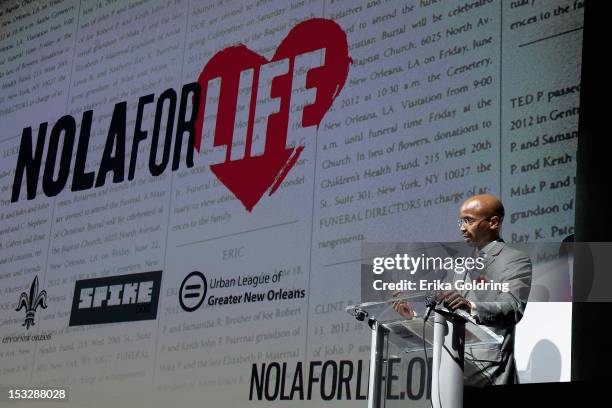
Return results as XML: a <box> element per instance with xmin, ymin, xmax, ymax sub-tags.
<box><xmin>347</xmin><ymin>294</ymin><xmax>502</xmax><ymax>408</ymax></box>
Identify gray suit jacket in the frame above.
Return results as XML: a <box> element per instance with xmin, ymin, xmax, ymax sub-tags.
<box><xmin>462</xmin><ymin>240</ymin><xmax>532</xmax><ymax>386</ymax></box>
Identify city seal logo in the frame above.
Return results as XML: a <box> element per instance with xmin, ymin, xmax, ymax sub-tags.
<box><xmin>15</xmin><ymin>275</ymin><xmax>48</xmax><ymax>330</ymax></box>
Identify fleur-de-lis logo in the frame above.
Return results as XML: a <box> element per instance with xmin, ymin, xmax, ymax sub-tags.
<box><xmin>15</xmin><ymin>275</ymin><xmax>47</xmax><ymax>330</ymax></box>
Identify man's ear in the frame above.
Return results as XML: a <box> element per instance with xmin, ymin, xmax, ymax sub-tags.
<box><xmin>489</xmin><ymin>215</ymin><xmax>501</xmax><ymax>231</ymax></box>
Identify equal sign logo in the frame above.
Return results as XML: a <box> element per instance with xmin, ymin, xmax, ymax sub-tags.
<box><xmin>179</xmin><ymin>271</ymin><xmax>207</xmax><ymax>312</ymax></box>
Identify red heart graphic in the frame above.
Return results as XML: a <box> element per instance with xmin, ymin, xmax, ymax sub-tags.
<box><xmin>193</xmin><ymin>18</ymin><xmax>351</xmax><ymax>211</ymax></box>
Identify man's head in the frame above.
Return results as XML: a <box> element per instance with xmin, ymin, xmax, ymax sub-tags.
<box><xmin>459</xmin><ymin>194</ymin><xmax>505</xmax><ymax>246</ymax></box>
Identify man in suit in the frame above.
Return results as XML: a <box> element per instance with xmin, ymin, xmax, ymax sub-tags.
<box><xmin>394</xmin><ymin>194</ymin><xmax>532</xmax><ymax>386</ymax></box>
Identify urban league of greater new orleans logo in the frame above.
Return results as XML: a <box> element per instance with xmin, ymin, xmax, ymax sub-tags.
<box><xmin>10</xmin><ymin>18</ymin><xmax>351</xmax><ymax>212</ymax></box>
<box><xmin>178</xmin><ymin>270</ymin><xmax>304</xmax><ymax>311</ymax></box>
<box><xmin>179</xmin><ymin>271</ymin><xmax>207</xmax><ymax>312</ymax></box>
<box><xmin>15</xmin><ymin>275</ymin><xmax>48</xmax><ymax>330</ymax></box>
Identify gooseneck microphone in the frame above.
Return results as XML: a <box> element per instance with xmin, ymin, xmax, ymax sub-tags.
<box><xmin>423</xmin><ymin>294</ymin><xmax>438</xmax><ymax>322</ymax></box>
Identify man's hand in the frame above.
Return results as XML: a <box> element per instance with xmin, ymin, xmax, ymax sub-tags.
<box><xmin>437</xmin><ymin>290</ymin><xmax>472</xmax><ymax>313</ymax></box>
<box><xmin>392</xmin><ymin>291</ymin><xmax>415</xmax><ymax>319</ymax></box>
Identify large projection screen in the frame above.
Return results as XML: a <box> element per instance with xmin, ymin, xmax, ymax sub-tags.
<box><xmin>1</xmin><ymin>0</ymin><xmax>582</xmax><ymax>407</ymax></box>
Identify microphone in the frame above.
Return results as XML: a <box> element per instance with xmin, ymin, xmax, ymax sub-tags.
<box><xmin>355</xmin><ymin>309</ymin><xmax>368</xmax><ymax>321</ymax></box>
<box><xmin>423</xmin><ymin>294</ymin><xmax>437</xmax><ymax>322</ymax></box>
